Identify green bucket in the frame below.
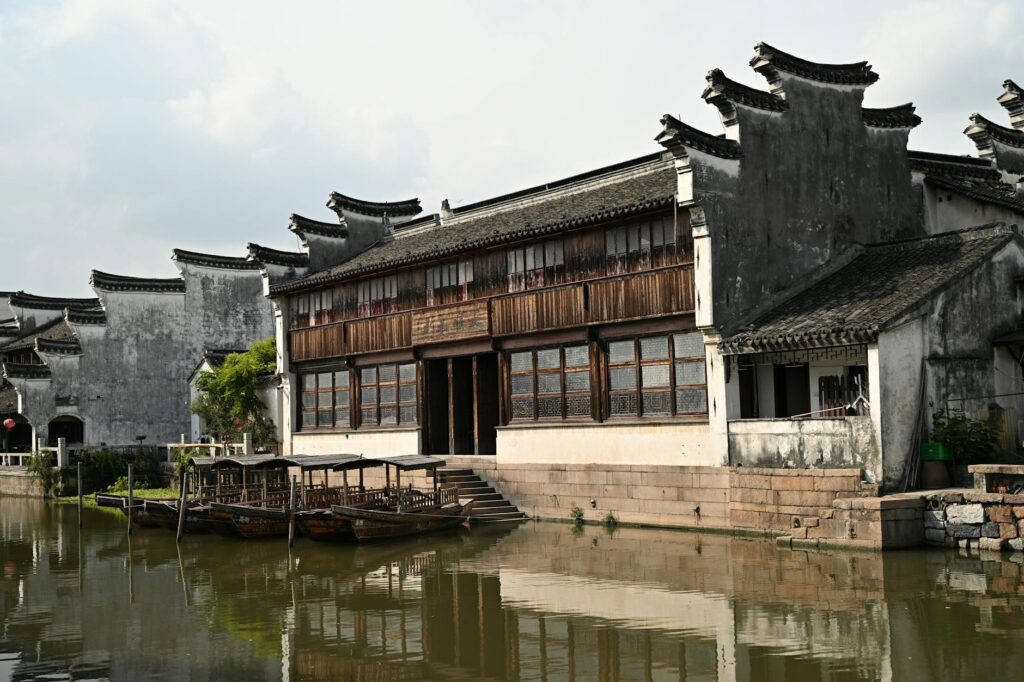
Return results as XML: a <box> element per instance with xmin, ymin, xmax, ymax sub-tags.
<box><xmin>920</xmin><ymin>441</ymin><xmax>952</xmax><ymax>462</ymax></box>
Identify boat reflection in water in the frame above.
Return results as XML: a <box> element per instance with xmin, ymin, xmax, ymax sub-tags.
<box><xmin>3</xmin><ymin>497</ymin><xmax>1024</xmax><ymax>681</ymax></box>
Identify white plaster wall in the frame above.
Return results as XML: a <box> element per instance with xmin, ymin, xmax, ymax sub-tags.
<box><xmin>727</xmin><ymin>416</ymin><xmax>876</xmax><ymax>471</ymax></box>
<box><xmin>877</xmin><ymin>317</ymin><xmax>926</xmax><ymax>488</ymax></box>
<box><xmin>993</xmin><ymin>347</ymin><xmax>1024</xmax><ymax>449</ymax></box>
<box><xmin>290</xmin><ymin>429</ymin><xmax>420</xmax><ymax>457</ymax></box>
<box><xmin>496</xmin><ymin>420</ymin><xmax>714</xmax><ymax>466</ymax></box>
<box><xmin>920</xmin><ymin>181</ymin><xmax>1019</xmax><ymax>236</ymax></box>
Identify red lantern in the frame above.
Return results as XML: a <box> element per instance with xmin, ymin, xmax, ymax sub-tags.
<box><xmin>2</xmin><ymin>418</ymin><xmax>14</xmax><ymax>433</ymax></box>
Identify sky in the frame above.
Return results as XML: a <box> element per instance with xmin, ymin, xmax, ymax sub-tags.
<box><xmin>0</xmin><ymin>0</ymin><xmax>1019</xmax><ymax>296</ymax></box>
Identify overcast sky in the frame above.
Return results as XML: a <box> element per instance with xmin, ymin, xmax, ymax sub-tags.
<box><xmin>0</xmin><ymin>0</ymin><xmax>1019</xmax><ymax>296</ymax></box>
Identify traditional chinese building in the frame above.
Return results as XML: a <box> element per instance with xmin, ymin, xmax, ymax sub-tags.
<box><xmin>1</xmin><ymin>249</ymin><xmax>276</xmax><ymax>449</ymax></box>
<box><xmin>262</xmin><ymin>43</ymin><xmax>1023</xmax><ymax>514</ymax></box>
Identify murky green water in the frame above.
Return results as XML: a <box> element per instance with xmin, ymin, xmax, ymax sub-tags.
<box><xmin>2</xmin><ymin>498</ymin><xmax>1024</xmax><ymax>681</ymax></box>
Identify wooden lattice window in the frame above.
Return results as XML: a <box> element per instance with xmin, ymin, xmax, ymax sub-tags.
<box><xmin>507</xmin><ymin>240</ymin><xmax>564</xmax><ymax>293</ymax></box>
<box><xmin>605</xmin><ymin>216</ymin><xmax>677</xmax><ymax>275</ymax></box>
<box><xmin>607</xmin><ymin>333</ymin><xmax>706</xmax><ymax>418</ymax></box>
<box><xmin>299</xmin><ymin>369</ymin><xmax>350</xmax><ymax>430</ymax></box>
<box><xmin>357</xmin><ymin>276</ymin><xmax>398</xmax><ymax>317</ymax></box>
<box><xmin>508</xmin><ymin>345</ymin><xmax>592</xmax><ymax>421</ymax></box>
<box><xmin>359</xmin><ymin>363</ymin><xmax>417</xmax><ymax>427</ymax></box>
<box><xmin>427</xmin><ymin>259</ymin><xmax>474</xmax><ymax>306</ymax></box>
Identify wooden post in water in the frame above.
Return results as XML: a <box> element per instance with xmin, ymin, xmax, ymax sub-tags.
<box><xmin>288</xmin><ymin>475</ymin><xmax>297</xmax><ymax>547</ymax></box>
<box><xmin>126</xmin><ymin>464</ymin><xmax>134</xmax><ymax>536</ymax></box>
<box><xmin>77</xmin><ymin>461</ymin><xmax>83</xmax><ymax>527</ymax></box>
<box><xmin>343</xmin><ymin>470</ymin><xmax>349</xmax><ymax>504</ymax></box>
<box><xmin>396</xmin><ymin>467</ymin><xmax>402</xmax><ymax>512</ymax></box>
<box><xmin>176</xmin><ymin>471</ymin><xmax>188</xmax><ymax>543</ymax></box>
<box><xmin>359</xmin><ymin>467</ymin><xmax>364</xmax><ymax>492</ymax></box>
<box><xmin>262</xmin><ymin>476</ymin><xmax>268</xmax><ymax>508</ymax></box>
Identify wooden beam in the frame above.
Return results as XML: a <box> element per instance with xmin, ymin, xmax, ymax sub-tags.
<box><xmin>472</xmin><ymin>355</ymin><xmax>480</xmax><ymax>455</ymax></box>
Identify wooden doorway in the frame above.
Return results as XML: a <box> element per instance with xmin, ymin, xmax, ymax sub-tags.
<box><xmin>423</xmin><ymin>353</ymin><xmax>499</xmax><ymax>455</ymax></box>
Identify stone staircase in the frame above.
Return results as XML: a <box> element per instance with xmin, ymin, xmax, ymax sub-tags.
<box><xmin>436</xmin><ymin>467</ymin><xmax>527</xmax><ymax>524</ymax></box>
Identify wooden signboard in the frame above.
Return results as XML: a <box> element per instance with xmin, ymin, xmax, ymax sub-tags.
<box><xmin>411</xmin><ymin>299</ymin><xmax>490</xmax><ymax>346</ymax></box>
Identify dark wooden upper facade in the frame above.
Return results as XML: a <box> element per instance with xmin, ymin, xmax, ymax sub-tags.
<box><xmin>288</xmin><ymin>207</ymin><xmax>695</xmax><ymax>363</ymax></box>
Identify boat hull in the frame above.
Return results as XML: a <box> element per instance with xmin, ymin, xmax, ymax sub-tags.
<box><xmin>330</xmin><ymin>501</ymin><xmax>472</xmax><ymax>542</ymax></box>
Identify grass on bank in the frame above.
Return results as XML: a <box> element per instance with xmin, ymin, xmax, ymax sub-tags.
<box><xmin>54</xmin><ymin>487</ymin><xmax>178</xmax><ymax>511</ymax></box>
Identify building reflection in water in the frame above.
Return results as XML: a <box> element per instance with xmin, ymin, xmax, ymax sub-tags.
<box><xmin>3</xmin><ymin>497</ymin><xmax>1024</xmax><ymax>681</ymax></box>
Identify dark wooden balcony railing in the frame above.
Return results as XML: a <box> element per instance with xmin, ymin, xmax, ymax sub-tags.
<box><xmin>290</xmin><ymin>323</ymin><xmax>344</xmax><ymax>363</ymax></box>
<box><xmin>346</xmin><ymin>311</ymin><xmax>412</xmax><ymax>355</ymax></box>
<box><xmin>289</xmin><ymin>264</ymin><xmax>694</xmax><ymax>362</ymax></box>
<box><xmin>587</xmin><ymin>264</ymin><xmax>695</xmax><ymax>325</ymax></box>
<box><xmin>491</xmin><ymin>283</ymin><xmax>586</xmax><ymax>337</ymax></box>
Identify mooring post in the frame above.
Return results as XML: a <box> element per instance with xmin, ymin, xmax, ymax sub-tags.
<box><xmin>77</xmin><ymin>460</ymin><xmax>83</xmax><ymax>527</ymax></box>
<box><xmin>126</xmin><ymin>463</ymin><xmax>134</xmax><ymax>536</ymax></box>
<box><xmin>288</xmin><ymin>475</ymin><xmax>297</xmax><ymax>548</ymax></box>
<box><xmin>176</xmin><ymin>471</ymin><xmax>188</xmax><ymax>543</ymax></box>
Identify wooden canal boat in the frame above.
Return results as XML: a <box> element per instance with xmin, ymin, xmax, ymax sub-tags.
<box><xmin>326</xmin><ymin>455</ymin><xmax>472</xmax><ymax>542</ymax></box>
<box><xmin>204</xmin><ymin>453</ymin><xmax>378</xmax><ymax>539</ymax></box>
<box><xmin>95</xmin><ymin>494</ymin><xmax>208</xmax><ymax>533</ymax></box>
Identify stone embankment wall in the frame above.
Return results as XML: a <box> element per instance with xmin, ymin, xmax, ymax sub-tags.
<box><xmin>0</xmin><ymin>469</ymin><xmax>42</xmax><ymax>497</ymax></box>
<box><xmin>446</xmin><ymin>458</ymin><xmax>873</xmax><ymax>534</ymax></box>
<box><xmin>922</xmin><ymin>491</ymin><xmax>1024</xmax><ymax>552</ymax></box>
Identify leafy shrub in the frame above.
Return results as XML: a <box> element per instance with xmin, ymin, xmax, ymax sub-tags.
<box><xmin>27</xmin><ymin>452</ymin><xmax>61</xmax><ymax>497</ymax></box>
<box><xmin>602</xmin><ymin>511</ymin><xmax>618</xmax><ymax>528</ymax></box>
<box><xmin>932</xmin><ymin>409</ymin><xmax>1003</xmax><ymax>465</ymax></box>
<box><xmin>106</xmin><ymin>476</ymin><xmax>151</xmax><ymax>493</ymax></box>
<box><xmin>569</xmin><ymin>503</ymin><xmax>584</xmax><ymax>526</ymax></box>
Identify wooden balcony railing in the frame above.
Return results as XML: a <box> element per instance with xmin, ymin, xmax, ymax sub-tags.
<box><xmin>290</xmin><ymin>323</ymin><xmax>345</xmax><ymax>363</ymax></box>
<box><xmin>289</xmin><ymin>264</ymin><xmax>694</xmax><ymax>362</ymax></box>
<box><xmin>346</xmin><ymin>311</ymin><xmax>412</xmax><ymax>355</ymax></box>
<box><xmin>491</xmin><ymin>283</ymin><xmax>586</xmax><ymax>336</ymax></box>
<box><xmin>587</xmin><ymin>264</ymin><xmax>695</xmax><ymax>325</ymax></box>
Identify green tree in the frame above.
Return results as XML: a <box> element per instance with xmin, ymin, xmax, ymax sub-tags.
<box><xmin>191</xmin><ymin>338</ymin><xmax>277</xmax><ymax>449</ymax></box>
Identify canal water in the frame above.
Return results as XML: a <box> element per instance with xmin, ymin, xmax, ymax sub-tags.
<box><xmin>2</xmin><ymin>498</ymin><xmax>1024</xmax><ymax>681</ymax></box>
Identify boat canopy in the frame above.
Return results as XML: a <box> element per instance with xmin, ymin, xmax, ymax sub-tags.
<box><xmin>186</xmin><ymin>455</ymin><xmax>218</xmax><ymax>468</ymax></box>
<box><xmin>370</xmin><ymin>455</ymin><xmax>447</xmax><ymax>472</ymax></box>
<box><xmin>253</xmin><ymin>454</ymin><xmax>367</xmax><ymax>471</ymax></box>
<box><xmin>209</xmin><ymin>455</ymin><xmax>277</xmax><ymax>468</ymax></box>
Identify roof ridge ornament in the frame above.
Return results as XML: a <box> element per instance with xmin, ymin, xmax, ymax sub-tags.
<box><xmin>750</xmin><ymin>42</ymin><xmax>879</xmax><ymax>88</ymax></box>
<box><xmin>655</xmin><ymin>114</ymin><xmax>743</xmax><ymax>160</ymax></box>
<box><xmin>702</xmin><ymin>68</ymin><xmax>789</xmax><ymax>121</ymax></box>
<box><xmin>289</xmin><ymin>213</ymin><xmax>350</xmax><ymax>240</ymax></box>
<box><xmin>998</xmin><ymin>79</ymin><xmax>1023</xmax><ymax>131</ymax></box>
<box><xmin>246</xmin><ymin>243</ymin><xmax>310</xmax><ymax>268</ymax></box>
<box><xmin>862</xmin><ymin>103</ymin><xmax>922</xmax><ymax>129</ymax></box>
<box><xmin>326</xmin><ymin>193</ymin><xmax>422</xmax><ymax>220</ymax></box>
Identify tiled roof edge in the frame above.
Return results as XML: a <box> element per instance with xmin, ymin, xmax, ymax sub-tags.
<box><xmin>656</xmin><ymin>114</ymin><xmax>742</xmax><ymax>160</ymax></box>
<box><xmin>90</xmin><ymin>270</ymin><xmax>186</xmax><ymax>293</ymax></box>
<box><xmin>172</xmin><ymin>248</ymin><xmax>261</xmax><ymax>271</ymax></box>
<box><xmin>702</xmin><ymin>68</ymin><xmax>788</xmax><ymax>113</ymax></box>
<box><xmin>326</xmin><ymin>193</ymin><xmax>422</xmax><ymax>219</ymax></box>
<box><xmin>289</xmin><ymin>214</ymin><xmax>349</xmax><ymax>239</ymax></box>
<box><xmin>247</xmin><ymin>243</ymin><xmax>310</xmax><ymax>268</ymax></box>
<box><xmin>863</xmin><ymin>104</ymin><xmax>922</xmax><ymax>129</ymax></box>
<box><xmin>750</xmin><ymin>42</ymin><xmax>879</xmax><ymax>86</ymax></box>
<box><xmin>8</xmin><ymin>292</ymin><xmax>100</xmax><ymax>311</ymax></box>
<box><xmin>3</xmin><ymin>362</ymin><xmax>51</xmax><ymax>380</ymax></box>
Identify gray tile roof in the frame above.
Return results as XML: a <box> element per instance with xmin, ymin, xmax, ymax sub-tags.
<box><xmin>721</xmin><ymin>224</ymin><xmax>1018</xmax><ymax>354</ymax></box>
<box><xmin>0</xmin><ymin>318</ymin><xmax>76</xmax><ymax>353</ymax></box>
<box><xmin>271</xmin><ymin>155</ymin><xmax>676</xmax><ymax>293</ymax></box>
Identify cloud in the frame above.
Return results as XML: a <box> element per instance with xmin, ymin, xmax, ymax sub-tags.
<box><xmin>0</xmin><ymin>0</ymin><xmax>1020</xmax><ymax>297</ymax></box>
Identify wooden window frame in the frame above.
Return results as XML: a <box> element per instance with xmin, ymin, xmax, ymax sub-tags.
<box><xmin>507</xmin><ymin>239</ymin><xmax>565</xmax><ymax>293</ymax></box>
<box><xmin>605</xmin><ymin>333</ymin><xmax>707</xmax><ymax>420</ymax></box>
<box><xmin>507</xmin><ymin>344</ymin><xmax>593</xmax><ymax>423</ymax></box>
<box><xmin>605</xmin><ymin>216</ymin><xmax>677</xmax><ymax>276</ymax></box>
<box><xmin>357</xmin><ymin>275</ymin><xmax>399</xmax><ymax>318</ymax></box>
<box><xmin>427</xmin><ymin>259</ymin><xmax>474</xmax><ymax>306</ymax></box>
<box><xmin>358</xmin><ymin>362</ymin><xmax>418</xmax><ymax>429</ymax></box>
<box><xmin>298</xmin><ymin>368</ymin><xmax>352</xmax><ymax>431</ymax></box>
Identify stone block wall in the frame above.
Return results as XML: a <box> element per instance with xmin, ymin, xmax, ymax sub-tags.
<box><xmin>0</xmin><ymin>469</ymin><xmax>43</xmax><ymax>497</ymax></box>
<box><xmin>447</xmin><ymin>458</ymin><xmax>873</xmax><ymax>535</ymax></box>
<box><xmin>922</xmin><ymin>491</ymin><xmax>1024</xmax><ymax>552</ymax></box>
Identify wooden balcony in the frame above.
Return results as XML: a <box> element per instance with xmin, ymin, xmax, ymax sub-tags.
<box><xmin>289</xmin><ymin>264</ymin><xmax>694</xmax><ymax>363</ymax></box>
<box><xmin>290</xmin><ymin>323</ymin><xmax>344</xmax><ymax>363</ymax></box>
<box><xmin>588</xmin><ymin>264</ymin><xmax>695</xmax><ymax>324</ymax></box>
<box><xmin>491</xmin><ymin>284</ymin><xmax>586</xmax><ymax>337</ymax></box>
<box><xmin>346</xmin><ymin>311</ymin><xmax>412</xmax><ymax>355</ymax></box>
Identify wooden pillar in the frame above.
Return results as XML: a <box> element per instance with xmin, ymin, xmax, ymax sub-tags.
<box><xmin>396</xmin><ymin>467</ymin><xmax>402</xmax><ymax>512</ymax></box>
<box><xmin>472</xmin><ymin>355</ymin><xmax>480</xmax><ymax>455</ymax></box>
<box><xmin>76</xmin><ymin>461</ymin><xmax>83</xmax><ymax>527</ymax></box>
<box><xmin>342</xmin><ymin>470</ymin><xmax>349</xmax><ymax>504</ymax></box>
<box><xmin>176</xmin><ymin>472</ymin><xmax>188</xmax><ymax>543</ymax></box>
<box><xmin>497</xmin><ymin>351</ymin><xmax>508</xmax><ymax>426</ymax></box>
<box><xmin>126</xmin><ymin>464</ymin><xmax>134</xmax><ymax>536</ymax></box>
<box><xmin>447</xmin><ymin>358</ymin><xmax>456</xmax><ymax>455</ymax></box>
<box><xmin>359</xmin><ymin>466</ymin><xmax>364</xmax><ymax>492</ymax></box>
<box><xmin>288</xmin><ymin>475</ymin><xmax>297</xmax><ymax>547</ymax></box>
<box><xmin>242</xmin><ymin>466</ymin><xmax>248</xmax><ymax>503</ymax></box>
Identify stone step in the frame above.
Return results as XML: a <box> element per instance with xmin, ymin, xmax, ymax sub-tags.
<box><xmin>470</xmin><ymin>499</ymin><xmax>512</xmax><ymax>508</ymax></box>
<box><xmin>469</xmin><ymin>511</ymin><xmax>528</xmax><ymax>524</ymax></box>
<box><xmin>472</xmin><ymin>505</ymin><xmax>522</xmax><ymax>516</ymax></box>
<box><xmin>437</xmin><ymin>468</ymin><xmax>474</xmax><ymax>477</ymax></box>
<box><xmin>454</xmin><ymin>483</ymin><xmax>494</xmax><ymax>494</ymax></box>
<box><xmin>461</xmin><ymin>492</ymin><xmax>503</xmax><ymax>502</ymax></box>
<box><xmin>442</xmin><ymin>474</ymin><xmax>482</xmax><ymax>484</ymax></box>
